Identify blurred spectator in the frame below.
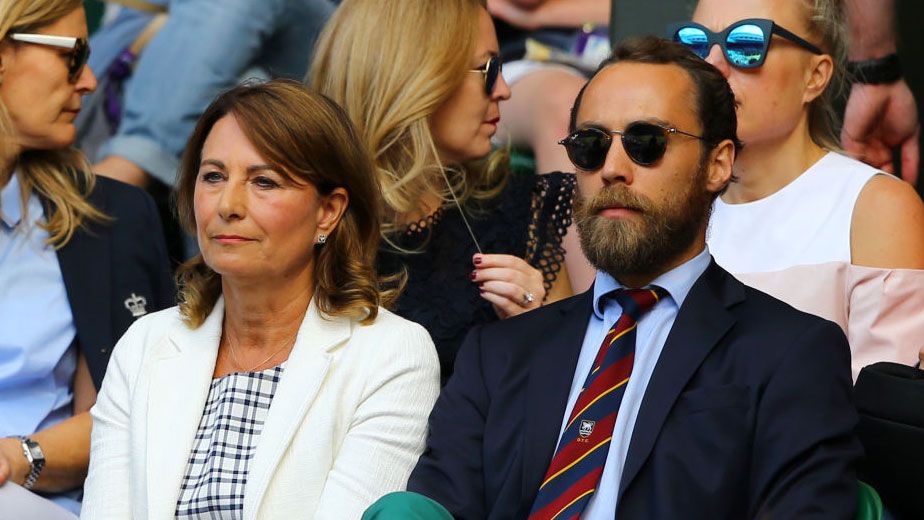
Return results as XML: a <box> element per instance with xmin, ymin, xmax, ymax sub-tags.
<box><xmin>81</xmin><ymin>81</ymin><xmax>440</xmax><ymax>518</ymax></box>
<box><xmin>310</xmin><ymin>0</ymin><xmax>576</xmax><ymax>383</ymax></box>
<box><xmin>670</xmin><ymin>0</ymin><xmax>924</xmax><ymax>379</ymax></box>
<box><xmin>0</xmin><ymin>0</ymin><xmax>173</xmax><ymax>514</ymax></box>
<box><xmin>843</xmin><ymin>0</ymin><xmax>919</xmax><ymax>183</ymax></box>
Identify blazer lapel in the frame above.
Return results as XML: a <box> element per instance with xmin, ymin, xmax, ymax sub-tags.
<box><xmin>522</xmin><ymin>290</ymin><xmax>595</xmax><ymax>501</ymax></box>
<box><xmin>617</xmin><ymin>261</ymin><xmax>744</xmax><ymax>502</ymax></box>
<box><xmin>243</xmin><ymin>300</ymin><xmax>351</xmax><ymax>520</ymax></box>
<box><xmin>145</xmin><ymin>299</ymin><xmax>223</xmax><ymax>519</ymax></box>
<box><xmin>56</xmin><ymin>218</ymin><xmax>113</xmax><ymax>373</ymax></box>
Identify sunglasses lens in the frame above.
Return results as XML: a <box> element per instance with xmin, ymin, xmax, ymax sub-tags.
<box><xmin>484</xmin><ymin>57</ymin><xmax>502</xmax><ymax>95</ymax></box>
<box><xmin>563</xmin><ymin>129</ymin><xmax>611</xmax><ymax>170</ymax></box>
<box><xmin>69</xmin><ymin>39</ymin><xmax>89</xmax><ymax>82</ymax></box>
<box><xmin>726</xmin><ymin>24</ymin><xmax>766</xmax><ymax>67</ymax></box>
<box><xmin>622</xmin><ymin>123</ymin><xmax>668</xmax><ymax>165</ymax></box>
<box><xmin>675</xmin><ymin>27</ymin><xmax>710</xmax><ymax>59</ymax></box>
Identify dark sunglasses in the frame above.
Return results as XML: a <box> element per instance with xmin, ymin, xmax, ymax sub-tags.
<box><xmin>468</xmin><ymin>55</ymin><xmax>503</xmax><ymax>95</ymax></box>
<box><xmin>667</xmin><ymin>18</ymin><xmax>822</xmax><ymax>69</ymax></box>
<box><xmin>559</xmin><ymin>122</ymin><xmax>705</xmax><ymax>170</ymax></box>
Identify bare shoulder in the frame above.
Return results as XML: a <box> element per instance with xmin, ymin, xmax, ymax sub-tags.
<box><xmin>852</xmin><ymin>174</ymin><xmax>924</xmax><ymax>269</ymax></box>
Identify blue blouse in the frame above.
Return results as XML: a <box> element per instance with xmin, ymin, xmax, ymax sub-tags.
<box><xmin>0</xmin><ymin>173</ymin><xmax>80</xmax><ymax>512</ymax></box>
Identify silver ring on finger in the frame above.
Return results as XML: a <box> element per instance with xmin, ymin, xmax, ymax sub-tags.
<box><xmin>521</xmin><ymin>291</ymin><xmax>536</xmax><ymax>306</ymax></box>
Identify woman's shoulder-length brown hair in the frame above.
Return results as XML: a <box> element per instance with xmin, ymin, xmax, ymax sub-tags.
<box><xmin>175</xmin><ymin>79</ymin><xmax>393</xmax><ymax>328</ymax></box>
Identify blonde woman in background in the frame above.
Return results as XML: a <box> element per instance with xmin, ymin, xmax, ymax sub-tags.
<box><xmin>0</xmin><ymin>0</ymin><xmax>173</xmax><ymax>513</ymax></box>
<box><xmin>311</xmin><ymin>0</ymin><xmax>575</xmax><ymax>382</ymax></box>
<box><xmin>81</xmin><ymin>80</ymin><xmax>439</xmax><ymax>519</ymax></box>
<box><xmin>669</xmin><ymin>0</ymin><xmax>924</xmax><ymax>378</ymax></box>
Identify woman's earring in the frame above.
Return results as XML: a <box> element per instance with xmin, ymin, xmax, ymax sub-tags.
<box><xmin>317</xmin><ymin>234</ymin><xmax>327</xmax><ymax>245</ymax></box>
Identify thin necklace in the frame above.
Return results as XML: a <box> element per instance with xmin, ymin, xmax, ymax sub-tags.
<box><xmin>225</xmin><ymin>328</ymin><xmax>299</xmax><ymax>373</ymax></box>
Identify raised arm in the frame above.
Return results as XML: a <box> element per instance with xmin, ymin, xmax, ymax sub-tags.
<box><xmin>842</xmin><ymin>0</ymin><xmax>920</xmax><ymax>182</ymax></box>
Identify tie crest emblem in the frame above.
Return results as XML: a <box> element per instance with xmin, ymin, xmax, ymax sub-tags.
<box><xmin>579</xmin><ymin>420</ymin><xmax>595</xmax><ymax>438</ymax></box>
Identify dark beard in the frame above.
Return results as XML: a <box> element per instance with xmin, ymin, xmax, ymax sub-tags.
<box><xmin>574</xmin><ymin>167</ymin><xmax>713</xmax><ymax>283</ymax></box>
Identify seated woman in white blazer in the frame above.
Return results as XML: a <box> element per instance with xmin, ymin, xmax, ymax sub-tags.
<box><xmin>81</xmin><ymin>80</ymin><xmax>441</xmax><ymax>519</ymax></box>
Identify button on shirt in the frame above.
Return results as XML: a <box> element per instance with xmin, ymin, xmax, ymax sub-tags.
<box><xmin>557</xmin><ymin>247</ymin><xmax>711</xmax><ymax>520</ymax></box>
<box><xmin>0</xmin><ymin>174</ymin><xmax>81</xmax><ymax>512</ymax></box>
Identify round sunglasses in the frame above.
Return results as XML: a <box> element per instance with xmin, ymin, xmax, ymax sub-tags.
<box><xmin>559</xmin><ymin>122</ymin><xmax>705</xmax><ymax>170</ymax></box>
<box><xmin>667</xmin><ymin>18</ymin><xmax>822</xmax><ymax>69</ymax></box>
<box><xmin>9</xmin><ymin>33</ymin><xmax>90</xmax><ymax>83</ymax></box>
<box><xmin>468</xmin><ymin>55</ymin><xmax>503</xmax><ymax>95</ymax></box>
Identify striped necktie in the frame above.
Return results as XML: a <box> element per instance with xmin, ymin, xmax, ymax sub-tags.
<box><xmin>528</xmin><ymin>287</ymin><xmax>665</xmax><ymax>520</ymax></box>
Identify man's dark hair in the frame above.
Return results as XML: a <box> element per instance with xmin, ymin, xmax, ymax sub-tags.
<box><xmin>569</xmin><ymin>36</ymin><xmax>743</xmax><ymax>155</ymax></box>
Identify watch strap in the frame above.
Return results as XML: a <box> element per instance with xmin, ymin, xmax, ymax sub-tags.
<box><xmin>847</xmin><ymin>53</ymin><xmax>902</xmax><ymax>84</ymax></box>
<box><xmin>16</xmin><ymin>436</ymin><xmax>45</xmax><ymax>490</ymax></box>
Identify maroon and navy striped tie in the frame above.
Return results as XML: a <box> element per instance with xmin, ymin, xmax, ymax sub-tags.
<box><xmin>528</xmin><ymin>287</ymin><xmax>665</xmax><ymax>520</ymax></box>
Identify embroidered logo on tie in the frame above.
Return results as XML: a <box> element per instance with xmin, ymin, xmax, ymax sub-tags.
<box><xmin>124</xmin><ymin>293</ymin><xmax>148</xmax><ymax>318</ymax></box>
<box><xmin>579</xmin><ymin>420</ymin><xmax>595</xmax><ymax>438</ymax></box>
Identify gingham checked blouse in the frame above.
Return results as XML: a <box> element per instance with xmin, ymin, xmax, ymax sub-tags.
<box><xmin>174</xmin><ymin>364</ymin><xmax>285</xmax><ymax>519</ymax></box>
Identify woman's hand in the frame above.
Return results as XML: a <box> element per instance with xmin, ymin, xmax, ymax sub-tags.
<box><xmin>0</xmin><ymin>437</ymin><xmax>28</xmax><ymax>487</ymax></box>
<box><xmin>472</xmin><ymin>253</ymin><xmax>546</xmax><ymax>318</ymax></box>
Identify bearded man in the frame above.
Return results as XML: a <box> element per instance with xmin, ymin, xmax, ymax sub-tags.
<box><xmin>367</xmin><ymin>36</ymin><xmax>861</xmax><ymax>520</ymax></box>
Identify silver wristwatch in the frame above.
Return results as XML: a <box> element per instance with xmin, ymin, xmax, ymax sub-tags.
<box><xmin>16</xmin><ymin>436</ymin><xmax>45</xmax><ymax>490</ymax></box>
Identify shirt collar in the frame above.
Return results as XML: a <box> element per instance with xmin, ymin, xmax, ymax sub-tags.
<box><xmin>592</xmin><ymin>246</ymin><xmax>712</xmax><ymax>319</ymax></box>
<box><xmin>1</xmin><ymin>173</ymin><xmax>23</xmax><ymax>229</ymax></box>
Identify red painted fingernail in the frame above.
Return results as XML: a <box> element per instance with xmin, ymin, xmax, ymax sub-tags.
<box><xmin>470</xmin><ymin>271</ymin><xmax>477</xmax><ymax>280</ymax></box>
<box><xmin>473</xmin><ymin>255</ymin><xmax>482</xmax><ymax>265</ymax></box>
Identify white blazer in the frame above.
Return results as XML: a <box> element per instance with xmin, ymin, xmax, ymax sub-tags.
<box><xmin>81</xmin><ymin>298</ymin><xmax>440</xmax><ymax>519</ymax></box>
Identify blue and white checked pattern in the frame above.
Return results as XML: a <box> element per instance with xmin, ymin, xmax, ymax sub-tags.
<box><xmin>175</xmin><ymin>364</ymin><xmax>285</xmax><ymax>519</ymax></box>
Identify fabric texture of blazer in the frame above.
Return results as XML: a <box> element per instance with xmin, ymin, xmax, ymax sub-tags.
<box><xmin>408</xmin><ymin>260</ymin><xmax>862</xmax><ymax>519</ymax></box>
<box><xmin>81</xmin><ymin>298</ymin><xmax>441</xmax><ymax>519</ymax></box>
<box><xmin>53</xmin><ymin>175</ymin><xmax>175</xmax><ymax>389</ymax></box>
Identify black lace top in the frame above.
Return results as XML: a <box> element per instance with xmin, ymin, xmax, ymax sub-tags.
<box><xmin>378</xmin><ymin>171</ymin><xmax>575</xmax><ymax>382</ymax></box>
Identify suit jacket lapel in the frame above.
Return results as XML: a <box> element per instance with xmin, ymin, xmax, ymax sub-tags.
<box><xmin>145</xmin><ymin>299</ymin><xmax>223</xmax><ymax>519</ymax></box>
<box><xmin>617</xmin><ymin>261</ymin><xmax>744</xmax><ymax>502</ymax></box>
<box><xmin>56</xmin><ymin>217</ymin><xmax>113</xmax><ymax>377</ymax></box>
<box><xmin>522</xmin><ymin>289</ymin><xmax>595</xmax><ymax>501</ymax></box>
<box><xmin>243</xmin><ymin>300</ymin><xmax>350</xmax><ymax>520</ymax></box>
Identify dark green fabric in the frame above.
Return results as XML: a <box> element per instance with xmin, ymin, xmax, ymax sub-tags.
<box><xmin>84</xmin><ymin>0</ymin><xmax>105</xmax><ymax>34</ymax></box>
<box><xmin>362</xmin><ymin>492</ymin><xmax>454</xmax><ymax>520</ymax></box>
<box><xmin>856</xmin><ymin>481</ymin><xmax>884</xmax><ymax>520</ymax></box>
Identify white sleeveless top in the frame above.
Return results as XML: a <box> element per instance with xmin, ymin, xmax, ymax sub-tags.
<box><xmin>708</xmin><ymin>152</ymin><xmax>924</xmax><ymax>379</ymax></box>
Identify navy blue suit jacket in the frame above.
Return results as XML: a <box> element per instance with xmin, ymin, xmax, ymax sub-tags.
<box><xmin>51</xmin><ymin>176</ymin><xmax>175</xmax><ymax>389</ymax></box>
<box><xmin>408</xmin><ymin>260</ymin><xmax>861</xmax><ymax>519</ymax></box>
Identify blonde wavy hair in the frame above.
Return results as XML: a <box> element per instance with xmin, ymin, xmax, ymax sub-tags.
<box><xmin>175</xmin><ymin>80</ymin><xmax>393</xmax><ymax>328</ymax></box>
<box><xmin>803</xmin><ymin>0</ymin><xmax>848</xmax><ymax>151</ymax></box>
<box><xmin>0</xmin><ymin>0</ymin><xmax>107</xmax><ymax>247</ymax></box>
<box><xmin>309</xmin><ymin>0</ymin><xmax>507</xmax><ymax>236</ymax></box>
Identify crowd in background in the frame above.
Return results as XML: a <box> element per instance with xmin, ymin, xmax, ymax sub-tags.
<box><xmin>1</xmin><ymin>0</ymin><xmax>923</xmax><ymax>518</ymax></box>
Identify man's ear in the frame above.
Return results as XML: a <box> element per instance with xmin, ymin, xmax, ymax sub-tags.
<box><xmin>705</xmin><ymin>139</ymin><xmax>736</xmax><ymax>194</ymax></box>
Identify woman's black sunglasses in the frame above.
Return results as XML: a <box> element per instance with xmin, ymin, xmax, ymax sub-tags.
<box><xmin>469</xmin><ymin>55</ymin><xmax>503</xmax><ymax>95</ymax></box>
<box><xmin>559</xmin><ymin>122</ymin><xmax>705</xmax><ymax>170</ymax></box>
<box><xmin>667</xmin><ymin>18</ymin><xmax>823</xmax><ymax>68</ymax></box>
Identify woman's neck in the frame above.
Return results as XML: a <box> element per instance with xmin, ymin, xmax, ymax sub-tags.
<box><xmin>722</xmin><ymin>122</ymin><xmax>829</xmax><ymax>204</ymax></box>
<box><xmin>220</xmin><ymin>269</ymin><xmax>314</xmax><ymax>352</ymax></box>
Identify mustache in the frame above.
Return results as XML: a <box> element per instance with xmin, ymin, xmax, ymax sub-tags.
<box><xmin>578</xmin><ymin>185</ymin><xmax>655</xmax><ymax>215</ymax></box>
